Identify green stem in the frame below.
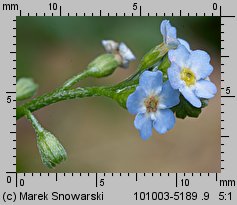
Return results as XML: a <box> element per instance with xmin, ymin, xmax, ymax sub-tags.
<box><xmin>24</xmin><ymin>109</ymin><xmax>44</xmax><ymax>133</ymax></box>
<box><xmin>61</xmin><ymin>70</ymin><xmax>90</xmax><ymax>90</ymax></box>
<box><xmin>16</xmin><ymin>86</ymin><xmax>115</xmax><ymax>120</ymax></box>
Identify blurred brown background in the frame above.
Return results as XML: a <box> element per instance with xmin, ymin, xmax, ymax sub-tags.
<box><xmin>16</xmin><ymin>17</ymin><xmax>220</xmax><ymax>173</ymax></box>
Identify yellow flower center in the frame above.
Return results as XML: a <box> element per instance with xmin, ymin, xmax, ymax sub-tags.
<box><xmin>180</xmin><ymin>68</ymin><xmax>196</xmax><ymax>86</ymax></box>
<box><xmin>144</xmin><ymin>96</ymin><xmax>158</xmax><ymax>113</ymax></box>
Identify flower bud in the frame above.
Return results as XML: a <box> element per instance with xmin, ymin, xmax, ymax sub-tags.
<box><xmin>16</xmin><ymin>78</ymin><xmax>38</xmax><ymax>101</ymax></box>
<box><xmin>86</xmin><ymin>53</ymin><xmax>120</xmax><ymax>78</ymax></box>
<box><xmin>36</xmin><ymin>129</ymin><xmax>67</xmax><ymax>168</ymax></box>
<box><xmin>118</xmin><ymin>42</ymin><xmax>136</xmax><ymax>68</ymax></box>
<box><xmin>25</xmin><ymin>110</ymin><xmax>67</xmax><ymax>168</ymax></box>
<box><xmin>102</xmin><ymin>40</ymin><xmax>119</xmax><ymax>53</ymax></box>
<box><xmin>102</xmin><ymin>40</ymin><xmax>136</xmax><ymax>68</ymax></box>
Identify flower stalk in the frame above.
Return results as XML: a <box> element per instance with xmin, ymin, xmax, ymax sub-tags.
<box><xmin>62</xmin><ymin>70</ymin><xmax>90</xmax><ymax>90</ymax></box>
<box><xmin>16</xmin><ymin>80</ymin><xmax>137</xmax><ymax>120</ymax></box>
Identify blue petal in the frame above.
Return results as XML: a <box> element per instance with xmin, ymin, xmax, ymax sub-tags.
<box><xmin>166</xmin><ymin>23</ymin><xmax>176</xmax><ymax>39</ymax></box>
<box><xmin>159</xmin><ymin>80</ymin><xmax>180</xmax><ymax>109</ymax></box>
<box><xmin>167</xmin><ymin>63</ymin><xmax>183</xmax><ymax>89</ymax></box>
<box><xmin>160</xmin><ymin>20</ymin><xmax>179</xmax><ymax>48</ymax></box>
<box><xmin>187</xmin><ymin>50</ymin><xmax>213</xmax><ymax>80</ymax></box>
<box><xmin>194</xmin><ymin>80</ymin><xmax>217</xmax><ymax>99</ymax></box>
<box><xmin>168</xmin><ymin>45</ymin><xmax>190</xmax><ymax>68</ymax></box>
<box><xmin>160</xmin><ymin>20</ymin><xmax>170</xmax><ymax>36</ymax></box>
<box><xmin>139</xmin><ymin>71</ymin><xmax>163</xmax><ymax>95</ymax></box>
<box><xmin>101</xmin><ymin>40</ymin><xmax>118</xmax><ymax>53</ymax></box>
<box><xmin>166</xmin><ymin>27</ymin><xmax>179</xmax><ymax>48</ymax></box>
<box><xmin>134</xmin><ymin>113</ymin><xmax>153</xmax><ymax>140</ymax></box>
<box><xmin>178</xmin><ymin>38</ymin><xmax>191</xmax><ymax>52</ymax></box>
<box><xmin>153</xmin><ymin>109</ymin><xmax>176</xmax><ymax>134</ymax></box>
<box><xmin>126</xmin><ymin>86</ymin><xmax>147</xmax><ymax>115</ymax></box>
<box><xmin>180</xmin><ymin>86</ymin><xmax>202</xmax><ymax>108</ymax></box>
<box><xmin>119</xmin><ymin>42</ymin><xmax>136</xmax><ymax>68</ymax></box>
<box><xmin>119</xmin><ymin>42</ymin><xmax>136</xmax><ymax>61</ymax></box>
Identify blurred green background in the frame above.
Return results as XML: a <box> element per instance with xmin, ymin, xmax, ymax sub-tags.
<box><xmin>16</xmin><ymin>17</ymin><xmax>220</xmax><ymax>173</ymax></box>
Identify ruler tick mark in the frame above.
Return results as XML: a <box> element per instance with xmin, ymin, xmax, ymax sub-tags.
<box><xmin>221</xmin><ymin>95</ymin><xmax>235</xmax><ymax>98</ymax></box>
<box><xmin>95</xmin><ymin>173</ymin><xmax>98</xmax><ymax>187</ymax></box>
<box><xmin>175</xmin><ymin>173</ymin><xmax>178</xmax><ymax>187</ymax></box>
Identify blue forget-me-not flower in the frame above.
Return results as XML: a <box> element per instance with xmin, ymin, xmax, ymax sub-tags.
<box><xmin>167</xmin><ymin>45</ymin><xmax>217</xmax><ymax>108</ymax></box>
<box><xmin>126</xmin><ymin>71</ymin><xmax>180</xmax><ymax>140</ymax></box>
<box><xmin>102</xmin><ymin>40</ymin><xmax>136</xmax><ymax>68</ymax></box>
<box><xmin>160</xmin><ymin>20</ymin><xmax>191</xmax><ymax>51</ymax></box>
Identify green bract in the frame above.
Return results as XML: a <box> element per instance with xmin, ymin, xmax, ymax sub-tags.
<box><xmin>16</xmin><ymin>78</ymin><xmax>38</xmax><ymax>101</ymax></box>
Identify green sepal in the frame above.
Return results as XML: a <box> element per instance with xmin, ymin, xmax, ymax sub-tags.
<box><xmin>172</xmin><ymin>95</ymin><xmax>202</xmax><ymax>119</ymax></box>
<box><xmin>157</xmin><ymin>54</ymin><xmax>170</xmax><ymax>81</ymax></box>
<box><xmin>137</xmin><ymin>43</ymin><xmax>169</xmax><ymax>72</ymax></box>
<box><xmin>201</xmin><ymin>99</ymin><xmax>209</xmax><ymax>108</ymax></box>
<box><xmin>16</xmin><ymin>78</ymin><xmax>38</xmax><ymax>101</ymax></box>
<box><xmin>112</xmin><ymin>84</ymin><xmax>137</xmax><ymax>109</ymax></box>
<box><xmin>36</xmin><ymin>130</ymin><xmax>67</xmax><ymax>169</ymax></box>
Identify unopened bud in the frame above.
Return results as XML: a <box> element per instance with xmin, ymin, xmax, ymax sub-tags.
<box><xmin>86</xmin><ymin>53</ymin><xmax>120</xmax><ymax>78</ymax></box>
<box><xmin>36</xmin><ymin>129</ymin><xmax>67</xmax><ymax>168</ymax></box>
<box><xmin>118</xmin><ymin>42</ymin><xmax>136</xmax><ymax>68</ymax></box>
<box><xmin>102</xmin><ymin>40</ymin><xmax>119</xmax><ymax>53</ymax></box>
<box><xmin>16</xmin><ymin>78</ymin><xmax>38</xmax><ymax>101</ymax></box>
<box><xmin>102</xmin><ymin>40</ymin><xmax>136</xmax><ymax>68</ymax></box>
<box><xmin>25</xmin><ymin>110</ymin><xmax>67</xmax><ymax>168</ymax></box>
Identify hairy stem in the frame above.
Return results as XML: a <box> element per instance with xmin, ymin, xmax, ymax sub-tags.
<box><xmin>25</xmin><ymin>109</ymin><xmax>44</xmax><ymax>133</ymax></box>
<box><xmin>62</xmin><ymin>70</ymin><xmax>90</xmax><ymax>90</ymax></box>
<box><xmin>16</xmin><ymin>86</ymin><xmax>115</xmax><ymax>120</ymax></box>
